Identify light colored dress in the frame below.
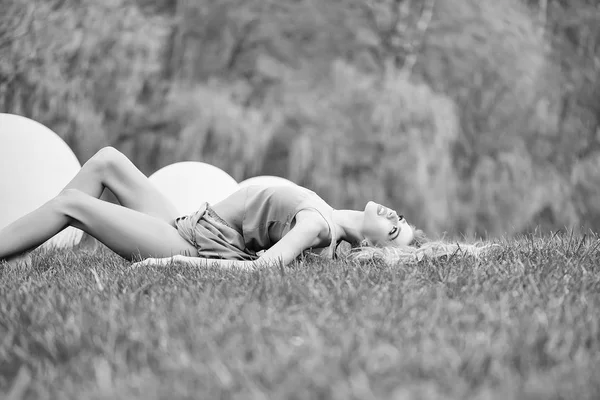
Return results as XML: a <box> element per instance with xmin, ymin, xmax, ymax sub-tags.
<box><xmin>175</xmin><ymin>185</ymin><xmax>338</xmax><ymax>261</ymax></box>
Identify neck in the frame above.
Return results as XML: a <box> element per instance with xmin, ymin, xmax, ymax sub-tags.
<box><xmin>331</xmin><ymin>209</ymin><xmax>365</xmax><ymax>246</ymax></box>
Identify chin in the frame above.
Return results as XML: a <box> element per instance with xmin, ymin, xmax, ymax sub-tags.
<box><xmin>364</xmin><ymin>201</ymin><xmax>377</xmax><ymax>214</ymax></box>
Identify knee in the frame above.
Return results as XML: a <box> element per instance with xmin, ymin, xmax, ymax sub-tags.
<box><xmin>86</xmin><ymin>146</ymin><xmax>125</xmax><ymax>177</ymax></box>
<box><xmin>92</xmin><ymin>146</ymin><xmax>124</xmax><ymax>166</ymax></box>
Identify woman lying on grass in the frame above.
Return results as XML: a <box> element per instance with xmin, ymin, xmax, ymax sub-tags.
<box><xmin>0</xmin><ymin>147</ymin><xmax>489</xmax><ymax>270</ymax></box>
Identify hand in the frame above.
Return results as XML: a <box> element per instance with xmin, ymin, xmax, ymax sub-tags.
<box><xmin>130</xmin><ymin>255</ymin><xmax>183</xmax><ymax>269</ymax></box>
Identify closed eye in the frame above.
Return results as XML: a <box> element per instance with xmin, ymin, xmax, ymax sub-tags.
<box><xmin>389</xmin><ymin>226</ymin><xmax>399</xmax><ymax>239</ymax></box>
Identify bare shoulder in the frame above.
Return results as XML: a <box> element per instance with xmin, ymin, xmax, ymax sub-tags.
<box><xmin>293</xmin><ymin>209</ymin><xmax>331</xmax><ymax>245</ymax></box>
<box><xmin>295</xmin><ymin>209</ymin><xmax>328</xmax><ymax>229</ymax></box>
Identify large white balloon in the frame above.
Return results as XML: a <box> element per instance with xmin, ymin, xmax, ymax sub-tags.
<box><xmin>0</xmin><ymin>113</ymin><xmax>84</xmax><ymax>249</ymax></box>
<box><xmin>149</xmin><ymin>162</ymin><xmax>239</xmax><ymax>215</ymax></box>
<box><xmin>239</xmin><ymin>175</ymin><xmax>297</xmax><ymax>188</ymax></box>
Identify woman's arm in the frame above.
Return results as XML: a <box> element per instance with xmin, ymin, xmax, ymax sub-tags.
<box><xmin>131</xmin><ymin>255</ymin><xmax>257</xmax><ymax>270</ymax></box>
<box><xmin>131</xmin><ymin>219</ymin><xmax>325</xmax><ymax>270</ymax></box>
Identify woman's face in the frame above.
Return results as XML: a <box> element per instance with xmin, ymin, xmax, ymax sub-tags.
<box><xmin>362</xmin><ymin>201</ymin><xmax>414</xmax><ymax>247</ymax></box>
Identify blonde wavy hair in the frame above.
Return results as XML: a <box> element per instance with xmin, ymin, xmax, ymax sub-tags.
<box><xmin>349</xmin><ymin>226</ymin><xmax>498</xmax><ymax>264</ymax></box>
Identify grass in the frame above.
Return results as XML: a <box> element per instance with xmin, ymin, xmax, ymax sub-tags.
<box><xmin>1</xmin><ymin>233</ymin><xmax>600</xmax><ymax>400</ymax></box>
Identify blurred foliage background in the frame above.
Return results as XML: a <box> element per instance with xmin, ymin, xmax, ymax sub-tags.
<box><xmin>1</xmin><ymin>0</ymin><xmax>599</xmax><ymax>238</ymax></box>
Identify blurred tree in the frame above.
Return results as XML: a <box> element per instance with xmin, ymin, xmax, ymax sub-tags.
<box><xmin>0</xmin><ymin>0</ymin><xmax>168</xmax><ymax>162</ymax></box>
<box><xmin>3</xmin><ymin>0</ymin><xmax>600</xmax><ymax>236</ymax></box>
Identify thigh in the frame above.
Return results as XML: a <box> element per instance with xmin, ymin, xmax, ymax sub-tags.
<box><xmin>66</xmin><ymin>191</ymin><xmax>197</xmax><ymax>260</ymax></box>
<box><xmin>103</xmin><ymin>150</ymin><xmax>182</xmax><ymax>223</ymax></box>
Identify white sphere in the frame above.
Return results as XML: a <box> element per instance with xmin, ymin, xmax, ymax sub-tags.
<box><xmin>239</xmin><ymin>175</ymin><xmax>297</xmax><ymax>188</ymax></box>
<box><xmin>0</xmin><ymin>113</ymin><xmax>84</xmax><ymax>249</ymax></box>
<box><xmin>149</xmin><ymin>161</ymin><xmax>239</xmax><ymax>215</ymax></box>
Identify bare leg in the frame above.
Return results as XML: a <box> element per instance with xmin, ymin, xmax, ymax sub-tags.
<box><xmin>0</xmin><ymin>147</ymin><xmax>187</xmax><ymax>260</ymax></box>
<box><xmin>62</xmin><ymin>146</ymin><xmax>180</xmax><ymax>222</ymax></box>
<box><xmin>1</xmin><ymin>189</ymin><xmax>196</xmax><ymax>261</ymax></box>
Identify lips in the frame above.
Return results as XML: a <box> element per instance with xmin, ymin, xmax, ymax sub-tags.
<box><xmin>377</xmin><ymin>204</ymin><xmax>385</xmax><ymax>216</ymax></box>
